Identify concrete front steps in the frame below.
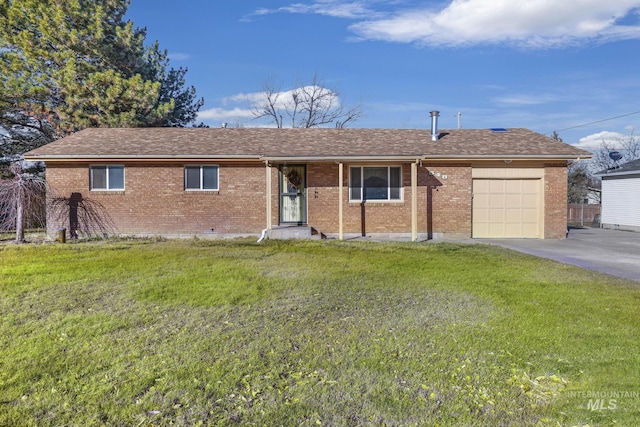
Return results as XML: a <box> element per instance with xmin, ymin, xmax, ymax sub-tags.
<box><xmin>266</xmin><ymin>225</ymin><xmax>327</xmax><ymax>240</ymax></box>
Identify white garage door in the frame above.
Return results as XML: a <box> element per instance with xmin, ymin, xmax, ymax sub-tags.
<box><xmin>473</xmin><ymin>179</ymin><xmax>542</xmax><ymax>238</ymax></box>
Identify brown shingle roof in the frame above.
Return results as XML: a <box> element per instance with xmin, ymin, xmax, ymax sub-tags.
<box><xmin>24</xmin><ymin>127</ymin><xmax>591</xmax><ymax>161</ymax></box>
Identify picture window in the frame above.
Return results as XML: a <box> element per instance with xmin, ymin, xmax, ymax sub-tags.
<box><xmin>349</xmin><ymin>166</ymin><xmax>401</xmax><ymax>201</ymax></box>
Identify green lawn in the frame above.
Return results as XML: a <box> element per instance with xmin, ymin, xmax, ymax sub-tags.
<box><xmin>1</xmin><ymin>238</ymin><xmax>639</xmax><ymax>426</ymax></box>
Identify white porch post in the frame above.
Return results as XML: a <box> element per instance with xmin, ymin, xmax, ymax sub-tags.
<box><xmin>265</xmin><ymin>162</ymin><xmax>272</xmax><ymax>230</ymax></box>
<box><xmin>338</xmin><ymin>162</ymin><xmax>344</xmax><ymax>240</ymax></box>
<box><xmin>411</xmin><ymin>161</ymin><xmax>418</xmax><ymax>242</ymax></box>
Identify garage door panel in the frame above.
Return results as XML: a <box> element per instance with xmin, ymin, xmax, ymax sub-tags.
<box><xmin>489</xmin><ymin>223</ymin><xmax>505</xmax><ymax>236</ymax></box>
<box><xmin>505</xmin><ymin>180</ymin><xmax>522</xmax><ymax>192</ymax></box>
<box><xmin>489</xmin><ymin>194</ymin><xmax>504</xmax><ymax>205</ymax></box>
<box><xmin>521</xmin><ymin>222</ymin><xmax>539</xmax><ymax>237</ymax></box>
<box><xmin>505</xmin><ymin>194</ymin><xmax>521</xmax><ymax>206</ymax></box>
<box><xmin>473</xmin><ymin>209</ymin><xmax>489</xmax><ymax>222</ymax></box>
<box><xmin>474</xmin><ymin>194</ymin><xmax>490</xmax><ymax>209</ymax></box>
<box><xmin>474</xmin><ymin>180</ymin><xmax>490</xmax><ymax>192</ymax></box>
<box><xmin>473</xmin><ymin>178</ymin><xmax>541</xmax><ymax>238</ymax></box>
<box><xmin>489</xmin><ymin>208</ymin><xmax>505</xmax><ymax>221</ymax></box>
<box><xmin>489</xmin><ymin>180</ymin><xmax>506</xmax><ymax>192</ymax></box>
<box><xmin>522</xmin><ymin>208</ymin><xmax>539</xmax><ymax>222</ymax></box>
<box><xmin>474</xmin><ymin>223</ymin><xmax>489</xmax><ymax>237</ymax></box>
<box><xmin>521</xmin><ymin>194</ymin><xmax>539</xmax><ymax>207</ymax></box>
<box><xmin>505</xmin><ymin>224</ymin><xmax>523</xmax><ymax>237</ymax></box>
<box><xmin>505</xmin><ymin>207</ymin><xmax>521</xmax><ymax>220</ymax></box>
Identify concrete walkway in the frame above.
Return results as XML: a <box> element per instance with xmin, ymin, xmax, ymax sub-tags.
<box><xmin>477</xmin><ymin>227</ymin><xmax>640</xmax><ymax>282</ymax></box>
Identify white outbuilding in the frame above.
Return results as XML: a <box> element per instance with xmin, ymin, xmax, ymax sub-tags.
<box><xmin>596</xmin><ymin>158</ymin><xmax>640</xmax><ymax>232</ymax></box>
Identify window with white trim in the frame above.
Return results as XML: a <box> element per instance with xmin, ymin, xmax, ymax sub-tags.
<box><xmin>185</xmin><ymin>165</ymin><xmax>219</xmax><ymax>190</ymax></box>
<box><xmin>90</xmin><ymin>165</ymin><xmax>124</xmax><ymax>190</ymax></box>
<box><xmin>349</xmin><ymin>166</ymin><xmax>401</xmax><ymax>201</ymax></box>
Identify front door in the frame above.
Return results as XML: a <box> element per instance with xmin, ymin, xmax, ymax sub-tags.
<box><xmin>279</xmin><ymin>165</ymin><xmax>307</xmax><ymax>224</ymax></box>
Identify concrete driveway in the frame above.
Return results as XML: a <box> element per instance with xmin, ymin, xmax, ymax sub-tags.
<box><xmin>478</xmin><ymin>227</ymin><xmax>640</xmax><ymax>282</ymax></box>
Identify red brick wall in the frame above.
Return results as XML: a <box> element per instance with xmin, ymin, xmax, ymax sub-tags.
<box><xmin>306</xmin><ymin>163</ymin><xmax>341</xmax><ymax>232</ymax></box>
<box><xmin>306</xmin><ymin>163</ymin><xmax>471</xmax><ymax>237</ymax></box>
<box><xmin>544</xmin><ymin>163</ymin><xmax>569</xmax><ymax>239</ymax></box>
<box><xmin>422</xmin><ymin>163</ymin><xmax>473</xmax><ymax>238</ymax></box>
<box><xmin>306</xmin><ymin>163</ymin><xmax>424</xmax><ymax>235</ymax></box>
<box><xmin>45</xmin><ymin>160</ymin><xmax>567</xmax><ymax>239</ymax></box>
<box><xmin>342</xmin><ymin>164</ymin><xmax>415</xmax><ymax>234</ymax></box>
<box><xmin>46</xmin><ymin>162</ymin><xmax>267</xmax><ymax>237</ymax></box>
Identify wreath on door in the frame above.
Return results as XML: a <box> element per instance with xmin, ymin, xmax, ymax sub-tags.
<box><xmin>286</xmin><ymin>169</ymin><xmax>302</xmax><ymax>189</ymax></box>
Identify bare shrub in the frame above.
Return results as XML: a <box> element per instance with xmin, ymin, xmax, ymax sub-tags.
<box><xmin>50</xmin><ymin>192</ymin><xmax>115</xmax><ymax>239</ymax></box>
<box><xmin>0</xmin><ymin>164</ymin><xmax>47</xmax><ymax>242</ymax></box>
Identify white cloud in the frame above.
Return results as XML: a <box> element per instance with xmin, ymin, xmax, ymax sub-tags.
<box><xmin>249</xmin><ymin>1</ymin><xmax>382</xmax><ymax>20</ymax></box>
<box><xmin>197</xmin><ymin>107</ymin><xmax>254</xmax><ymax>121</ymax></box>
<box><xmin>223</xmin><ymin>92</ymin><xmax>266</xmax><ymax>105</ymax></box>
<box><xmin>492</xmin><ymin>93</ymin><xmax>561</xmax><ymax>106</ymax></box>
<box><xmin>573</xmin><ymin>131</ymin><xmax>626</xmax><ymax>150</ymax></box>
<box><xmin>198</xmin><ymin>90</ymin><xmax>282</xmax><ymax>124</ymax></box>
<box><xmin>256</xmin><ymin>0</ymin><xmax>640</xmax><ymax>48</ymax></box>
<box><xmin>199</xmin><ymin>85</ymin><xmax>343</xmax><ymax>125</ymax></box>
<box><xmin>351</xmin><ymin>0</ymin><xmax>640</xmax><ymax>47</ymax></box>
<box><xmin>168</xmin><ymin>52</ymin><xmax>190</xmax><ymax>61</ymax></box>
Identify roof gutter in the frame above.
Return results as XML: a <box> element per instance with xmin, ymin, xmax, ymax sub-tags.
<box><xmin>260</xmin><ymin>154</ymin><xmax>592</xmax><ymax>162</ymax></box>
<box><xmin>22</xmin><ymin>154</ymin><xmax>264</xmax><ymax>163</ymax></box>
<box><xmin>24</xmin><ymin>153</ymin><xmax>592</xmax><ymax>163</ymax></box>
<box><xmin>417</xmin><ymin>154</ymin><xmax>591</xmax><ymax>161</ymax></box>
<box><xmin>595</xmin><ymin>169</ymin><xmax>640</xmax><ymax>178</ymax></box>
<box><xmin>261</xmin><ymin>155</ymin><xmax>425</xmax><ymax>163</ymax></box>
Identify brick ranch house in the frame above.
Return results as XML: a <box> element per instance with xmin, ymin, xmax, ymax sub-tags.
<box><xmin>24</xmin><ymin>120</ymin><xmax>591</xmax><ymax>241</ymax></box>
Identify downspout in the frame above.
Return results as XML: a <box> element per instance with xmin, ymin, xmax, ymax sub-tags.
<box><xmin>338</xmin><ymin>162</ymin><xmax>344</xmax><ymax>240</ymax></box>
<box><xmin>258</xmin><ymin>161</ymin><xmax>273</xmax><ymax>243</ymax></box>
<box><xmin>411</xmin><ymin>159</ymin><xmax>419</xmax><ymax>241</ymax></box>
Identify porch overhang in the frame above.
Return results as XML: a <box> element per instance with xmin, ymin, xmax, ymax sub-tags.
<box><xmin>262</xmin><ymin>155</ymin><xmax>424</xmax><ymax>163</ymax></box>
<box><xmin>258</xmin><ymin>154</ymin><xmax>589</xmax><ymax>165</ymax></box>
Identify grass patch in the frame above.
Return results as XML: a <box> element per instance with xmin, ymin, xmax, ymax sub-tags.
<box><xmin>1</xmin><ymin>239</ymin><xmax>639</xmax><ymax>425</ymax></box>
<box><xmin>0</xmin><ymin>229</ymin><xmax>47</xmax><ymax>243</ymax></box>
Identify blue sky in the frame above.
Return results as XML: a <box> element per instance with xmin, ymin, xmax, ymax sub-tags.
<box><xmin>126</xmin><ymin>0</ymin><xmax>640</xmax><ymax>152</ymax></box>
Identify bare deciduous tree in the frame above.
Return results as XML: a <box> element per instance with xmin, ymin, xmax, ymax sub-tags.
<box><xmin>556</xmin><ymin>131</ymin><xmax>602</xmax><ymax>204</ymax></box>
<box><xmin>252</xmin><ymin>74</ymin><xmax>362</xmax><ymax>128</ymax></box>
<box><xmin>0</xmin><ymin>163</ymin><xmax>47</xmax><ymax>243</ymax></box>
<box><xmin>0</xmin><ymin>164</ymin><xmax>114</xmax><ymax>242</ymax></box>
<box><xmin>50</xmin><ymin>193</ymin><xmax>115</xmax><ymax>239</ymax></box>
<box><xmin>591</xmin><ymin>130</ymin><xmax>640</xmax><ymax>172</ymax></box>
<box><xmin>568</xmin><ymin>162</ymin><xmax>601</xmax><ymax>204</ymax></box>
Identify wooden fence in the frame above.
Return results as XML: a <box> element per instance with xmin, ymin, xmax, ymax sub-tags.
<box><xmin>567</xmin><ymin>204</ymin><xmax>601</xmax><ymax>226</ymax></box>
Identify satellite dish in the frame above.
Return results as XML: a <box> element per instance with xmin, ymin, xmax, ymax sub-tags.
<box><xmin>609</xmin><ymin>151</ymin><xmax>623</xmax><ymax>161</ymax></box>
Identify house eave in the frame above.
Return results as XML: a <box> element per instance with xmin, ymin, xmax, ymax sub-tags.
<box><xmin>596</xmin><ymin>170</ymin><xmax>640</xmax><ymax>178</ymax></box>
<box><xmin>263</xmin><ymin>155</ymin><xmax>423</xmax><ymax>163</ymax></box>
<box><xmin>254</xmin><ymin>154</ymin><xmax>589</xmax><ymax>163</ymax></box>
<box><xmin>22</xmin><ymin>154</ymin><xmax>264</xmax><ymax>163</ymax></box>
<box><xmin>422</xmin><ymin>154</ymin><xmax>588</xmax><ymax>161</ymax></box>
<box><xmin>23</xmin><ymin>153</ymin><xmax>589</xmax><ymax>163</ymax></box>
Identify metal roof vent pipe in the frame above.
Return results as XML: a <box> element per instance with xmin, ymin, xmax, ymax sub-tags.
<box><xmin>430</xmin><ymin>110</ymin><xmax>440</xmax><ymax>142</ymax></box>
